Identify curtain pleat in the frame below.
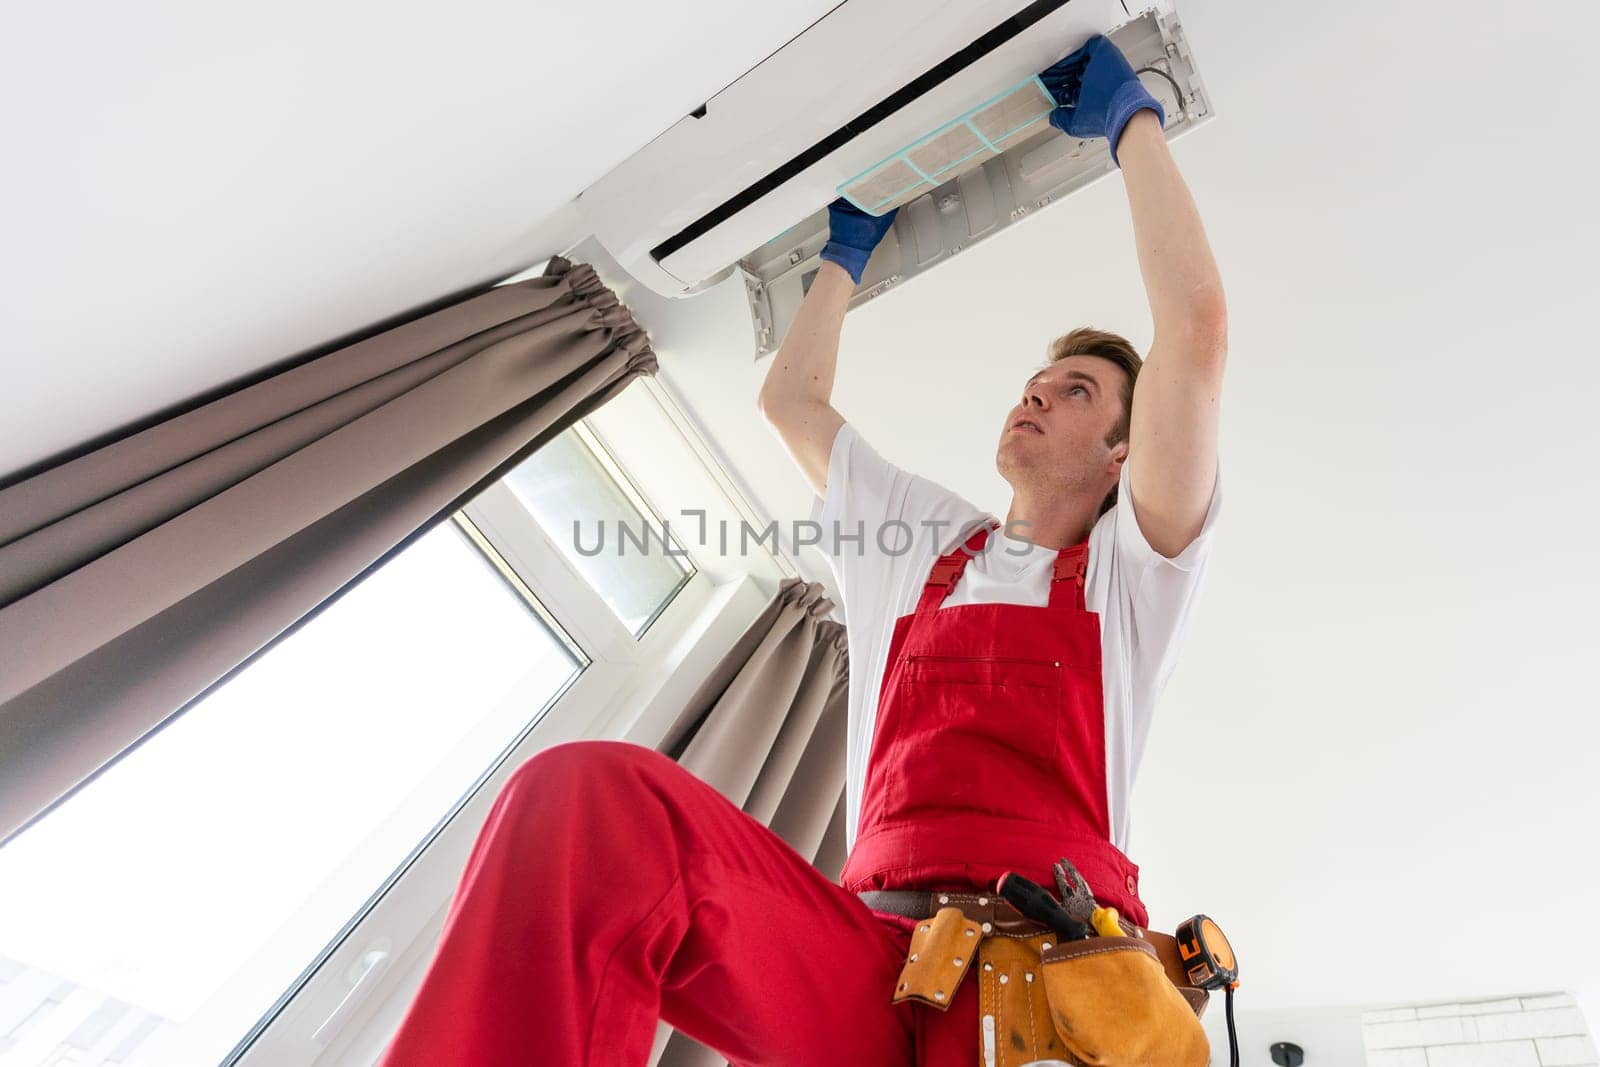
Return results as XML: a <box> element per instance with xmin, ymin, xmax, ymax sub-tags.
<box><xmin>656</xmin><ymin>577</ymin><xmax>852</xmax><ymax>1067</ymax></box>
<box><xmin>812</xmin><ymin>793</ymin><xmax>850</xmax><ymax>883</ymax></box>
<box><xmin>0</xmin><ymin>256</ymin><xmax>655</xmax><ymax>844</ymax></box>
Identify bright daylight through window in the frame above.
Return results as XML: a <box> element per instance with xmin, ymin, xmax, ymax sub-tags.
<box><xmin>0</xmin><ymin>519</ymin><xmax>583</xmax><ymax>1067</ymax></box>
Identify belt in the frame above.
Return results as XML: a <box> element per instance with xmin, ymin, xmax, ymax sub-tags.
<box><xmin>858</xmin><ymin>889</ymin><xmax>1052</xmax><ymax>938</ymax></box>
<box><xmin>859</xmin><ymin>888</ymin><xmax>1208</xmax><ymax>1015</ymax></box>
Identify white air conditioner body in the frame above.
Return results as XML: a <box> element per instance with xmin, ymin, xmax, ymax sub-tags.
<box><xmin>576</xmin><ymin>0</ymin><xmax>1212</xmax><ymax>352</ymax></box>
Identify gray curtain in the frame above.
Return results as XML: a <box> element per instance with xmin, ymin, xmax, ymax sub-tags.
<box><xmin>655</xmin><ymin>576</ymin><xmax>852</xmax><ymax>1067</ymax></box>
<box><xmin>0</xmin><ymin>256</ymin><xmax>656</xmax><ymax>845</ymax></box>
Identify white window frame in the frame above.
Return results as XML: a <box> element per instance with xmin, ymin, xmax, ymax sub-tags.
<box><xmin>227</xmin><ymin>388</ymin><xmax>788</xmax><ymax>1067</ymax></box>
<box><xmin>462</xmin><ymin>420</ymin><xmax>704</xmax><ymax>666</ymax></box>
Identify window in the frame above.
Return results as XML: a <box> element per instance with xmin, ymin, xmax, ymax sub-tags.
<box><xmin>503</xmin><ymin>422</ymin><xmax>692</xmax><ymax>637</ymax></box>
<box><xmin>0</xmin><ymin>519</ymin><xmax>584</xmax><ymax>1067</ymax></box>
<box><xmin>0</xmin><ymin>391</ymin><xmax>769</xmax><ymax>1066</ymax></box>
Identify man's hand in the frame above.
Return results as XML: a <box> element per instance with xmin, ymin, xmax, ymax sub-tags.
<box><xmin>1042</xmin><ymin>35</ymin><xmax>1165</xmax><ymax>166</ymax></box>
<box><xmin>819</xmin><ymin>198</ymin><xmax>898</xmax><ymax>285</ymax></box>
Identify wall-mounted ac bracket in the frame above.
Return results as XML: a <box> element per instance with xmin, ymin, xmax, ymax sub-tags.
<box><xmin>740</xmin><ymin>8</ymin><xmax>1211</xmax><ymax>357</ymax></box>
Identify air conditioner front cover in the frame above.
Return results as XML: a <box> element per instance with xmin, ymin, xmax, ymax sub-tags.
<box><xmin>576</xmin><ymin>0</ymin><xmax>1146</xmax><ymax>298</ymax></box>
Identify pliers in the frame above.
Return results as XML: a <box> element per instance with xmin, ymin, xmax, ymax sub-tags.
<box><xmin>1055</xmin><ymin>857</ymin><xmax>1126</xmax><ymax>938</ymax></box>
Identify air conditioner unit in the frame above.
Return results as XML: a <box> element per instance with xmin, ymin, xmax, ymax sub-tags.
<box><xmin>576</xmin><ymin>0</ymin><xmax>1212</xmax><ymax>355</ymax></box>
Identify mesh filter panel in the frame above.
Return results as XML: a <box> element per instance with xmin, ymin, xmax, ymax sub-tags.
<box><xmin>873</xmin><ymin>179</ymin><xmax>940</xmax><ymax>214</ymax></box>
<box><xmin>839</xmin><ymin>76</ymin><xmax>1057</xmax><ymax>215</ymax></box>
<box><xmin>907</xmin><ymin>123</ymin><xmax>988</xmax><ymax>178</ymax></box>
<box><xmin>993</xmin><ymin>114</ymin><xmax>1053</xmax><ymax>151</ymax></box>
<box><xmin>971</xmin><ymin>79</ymin><xmax>1055</xmax><ymax>143</ymax></box>
<box><xmin>840</xmin><ymin>157</ymin><xmax>926</xmax><ymax>214</ymax></box>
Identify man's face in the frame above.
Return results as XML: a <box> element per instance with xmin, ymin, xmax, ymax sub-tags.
<box><xmin>995</xmin><ymin>355</ymin><xmax>1130</xmax><ymax>495</ymax></box>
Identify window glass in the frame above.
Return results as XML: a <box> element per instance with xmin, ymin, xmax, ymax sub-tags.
<box><xmin>504</xmin><ymin>426</ymin><xmax>691</xmax><ymax>636</ymax></box>
<box><xmin>0</xmin><ymin>520</ymin><xmax>582</xmax><ymax>1067</ymax></box>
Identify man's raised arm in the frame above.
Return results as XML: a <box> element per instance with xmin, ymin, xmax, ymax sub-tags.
<box><xmin>1045</xmin><ymin>36</ymin><xmax>1228</xmax><ymax>557</ymax></box>
<box><xmin>1118</xmin><ymin>110</ymin><xmax>1227</xmax><ymax>558</ymax></box>
<box><xmin>756</xmin><ymin>203</ymin><xmax>896</xmax><ymax>498</ymax></box>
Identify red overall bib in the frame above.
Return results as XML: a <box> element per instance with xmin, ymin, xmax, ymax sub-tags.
<box><xmin>378</xmin><ymin>522</ymin><xmax>1147</xmax><ymax>1065</ymax></box>
<box><xmin>840</xmin><ymin>520</ymin><xmax>1147</xmax><ymax>928</ymax></box>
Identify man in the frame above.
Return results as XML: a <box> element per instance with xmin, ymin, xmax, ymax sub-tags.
<box><xmin>378</xmin><ymin>35</ymin><xmax>1222</xmax><ymax>1066</ymax></box>
<box><xmin>760</xmin><ymin>35</ymin><xmax>1225</xmax><ymax>913</ymax></box>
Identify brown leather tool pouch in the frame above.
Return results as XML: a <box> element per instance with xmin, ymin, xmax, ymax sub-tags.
<box><xmin>975</xmin><ymin>930</ymin><xmax>1075</xmax><ymax>1067</ymax></box>
<box><xmin>1133</xmin><ymin>924</ymin><xmax>1211</xmax><ymax>1019</ymax></box>
<box><xmin>1039</xmin><ymin>937</ymin><xmax>1210</xmax><ymax>1067</ymax></box>
<box><xmin>891</xmin><ymin>906</ymin><xmax>983</xmax><ymax>1009</ymax></box>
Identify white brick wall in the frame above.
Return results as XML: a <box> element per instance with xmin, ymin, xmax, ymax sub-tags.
<box><xmin>1362</xmin><ymin>993</ymin><xmax>1598</xmax><ymax>1067</ymax></box>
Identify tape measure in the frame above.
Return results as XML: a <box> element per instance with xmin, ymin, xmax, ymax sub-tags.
<box><xmin>1175</xmin><ymin>914</ymin><xmax>1238</xmax><ymax>991</ymax></box>
<box><xmin>1177</xmin><ymin>914</ymin><xmax>1241</xmax><ymax>1067</ymax></box>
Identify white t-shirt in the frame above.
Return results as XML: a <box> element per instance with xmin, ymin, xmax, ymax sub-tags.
<box><xmin>808</xmin><ymin>421</ymin><xmax>1221</xmax><ymax>856</ymax></box>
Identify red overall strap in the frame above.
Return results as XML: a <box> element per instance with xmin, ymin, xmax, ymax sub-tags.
<box><xmin>1048</xmin><ymin>543</ymin><xmax>1089</xmax><ymax>611</ymax></box>
<box><xmin>914</xmin><ymin>521</ymin><xmax>996</xmax><ymax>613</ymax></box>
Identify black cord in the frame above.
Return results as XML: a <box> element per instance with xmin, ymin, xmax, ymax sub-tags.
<box><xmin>1225</xmin><ymin>985</ymin><xmax>1239</xmax><ymax>1067</ymax></box>
<box><xmin>1134</xmin><ymin>65</ymin><xmax>1187</xmax><ymax>115</ymax></box>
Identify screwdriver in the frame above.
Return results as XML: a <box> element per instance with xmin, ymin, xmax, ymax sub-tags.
<box><xmin>996</xmin><ymin>872</ymin><xmax>1091</xmax><ymax>942</ymax></box>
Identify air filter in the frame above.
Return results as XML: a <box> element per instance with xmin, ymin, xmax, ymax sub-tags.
<box><xmin>838</xmin><ymin>75</ymin><xmax>1057</xmax><ymax>215</ymax></box>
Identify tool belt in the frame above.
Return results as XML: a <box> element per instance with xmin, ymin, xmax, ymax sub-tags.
<box><xmin>861</xmin><ymin>889</ymin><xmax>1211</xmax><ymax>1067</ymax></box>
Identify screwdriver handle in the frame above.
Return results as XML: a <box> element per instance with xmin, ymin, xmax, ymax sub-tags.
<box><xmin>996</xmin><ymin>872</ymin><xmax>1091</xmax><ymax>941</ymax></box>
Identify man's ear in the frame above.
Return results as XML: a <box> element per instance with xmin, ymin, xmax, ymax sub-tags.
<box><xmin>1107</xmin><ymin>438</ymin><xmax>1130</xmax><ymax>476</ymax></box>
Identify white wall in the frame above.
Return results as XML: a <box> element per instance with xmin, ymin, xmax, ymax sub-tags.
<box><xmin>1208</xmin><ymin>1002</ymin><xmax>1368</xmax><ymax>1067</ymax></box>
<box><xmin>1364</xmin><ymin>994</ymin><xmax>1597</xmax><ymax>1067</ymax></box>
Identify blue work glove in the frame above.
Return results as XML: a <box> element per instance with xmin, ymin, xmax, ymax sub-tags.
<box><xmin>819</xmin><ymin>198</ymin><xmax>897</xmax><ymax>285</ymax></box>
<box><xmin>1041</xmin><ymin>35</ymin><xmax>1164</xmax><ymax>166</ymax></box>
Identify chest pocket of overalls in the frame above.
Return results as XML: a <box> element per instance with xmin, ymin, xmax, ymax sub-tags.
<box><xmin>889</xmin><ymin>648</ymin><xmax>1069</xmax><ymax>823</ymax></box>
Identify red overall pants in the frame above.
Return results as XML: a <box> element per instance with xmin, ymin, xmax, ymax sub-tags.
<box><xmin>378</xmin><ymin>523</ymin><xmax>1145</xmax><ymax>1065</ymax></box>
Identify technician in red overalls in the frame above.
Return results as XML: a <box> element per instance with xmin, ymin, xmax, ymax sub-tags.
<box><xmin>379</xmin><ymin>36</ymin><xmax>1226</xmax><ymax>1066</ymax></box>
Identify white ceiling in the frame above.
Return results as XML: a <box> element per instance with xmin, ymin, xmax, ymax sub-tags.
<box><xmin>0</xmin><ymin>0</ymin><xmax>839</xmax><ymax>478</ymax></box>
<box><xmin>8</xmin><ymin>0</ymin><xmax>1600</xmax><ymax>1033</ymax></box>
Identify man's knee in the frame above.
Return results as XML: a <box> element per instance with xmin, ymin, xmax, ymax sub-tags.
<box><xmin>502</xmin><ymin>739</ymin><xmax>673</xmax><ymax>806</ymax></box>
